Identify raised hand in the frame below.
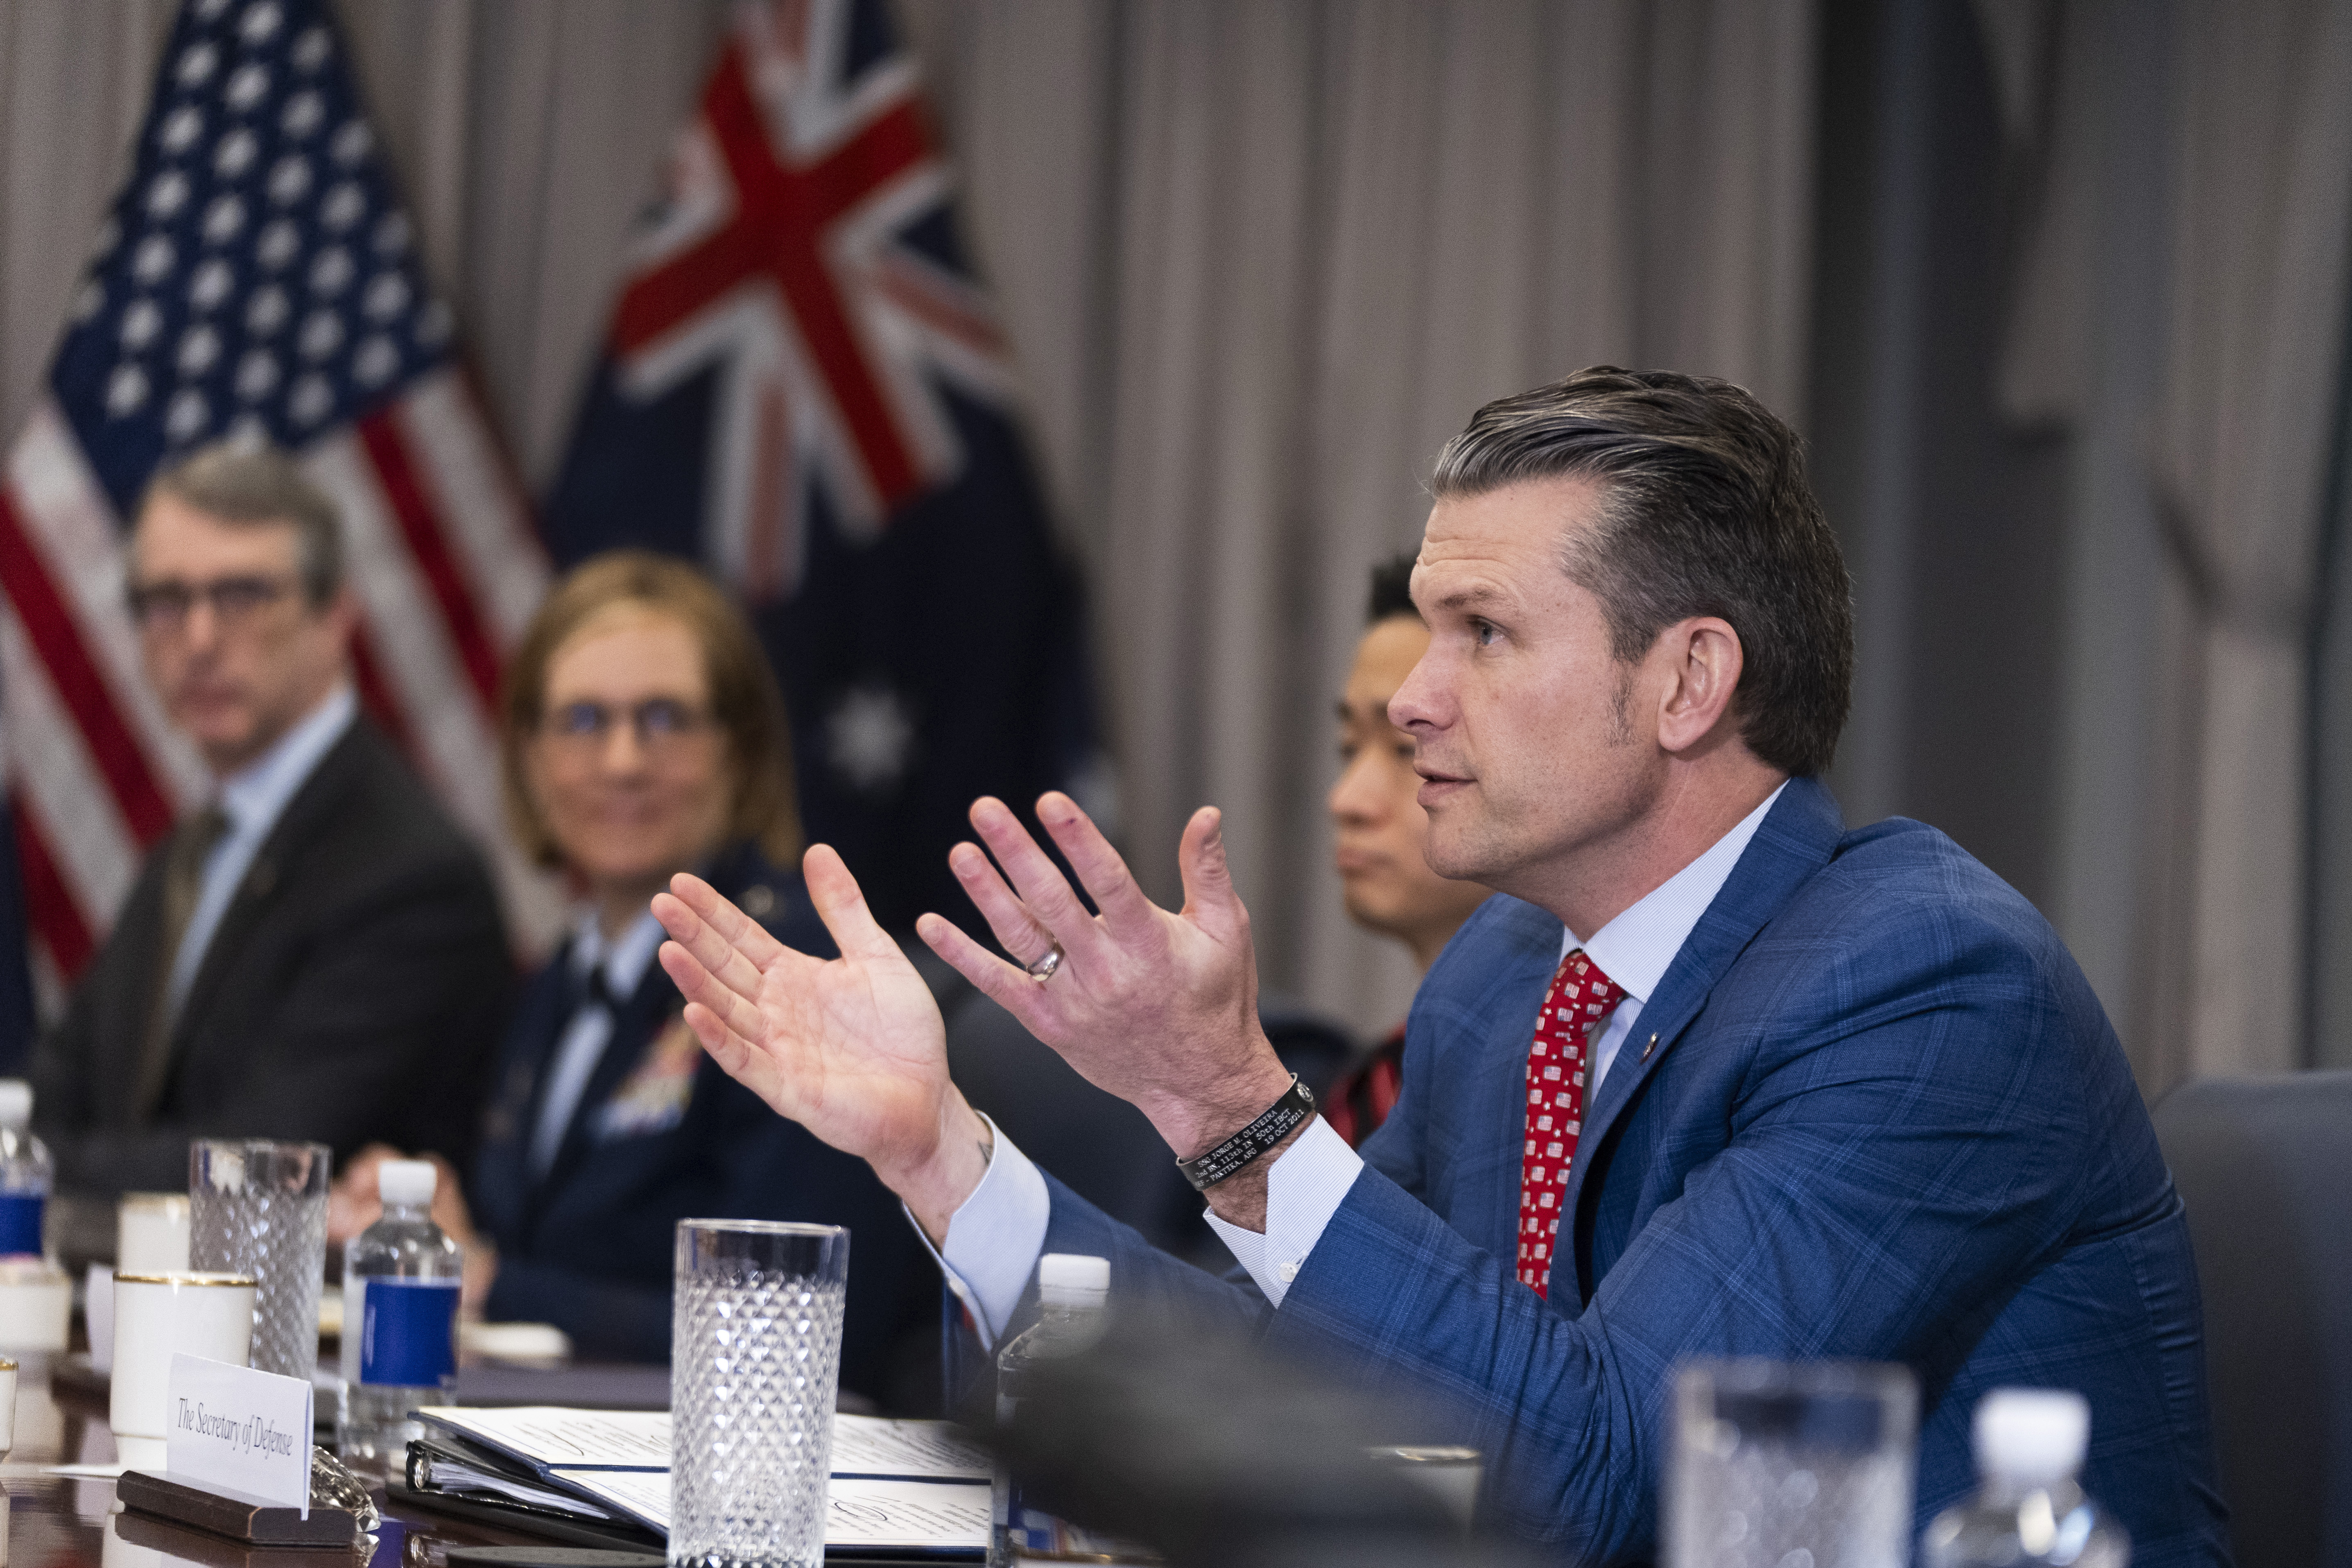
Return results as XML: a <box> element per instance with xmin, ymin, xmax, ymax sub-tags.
<box><xmin>654</xmin><ymin>845</ymin><xmax>993</xmax><ymax>1239</ymax></box>
<box><xmin>916</xmin><ymin>792</ymin><xmax>1293</xmax><ymax>1163</ymax></box>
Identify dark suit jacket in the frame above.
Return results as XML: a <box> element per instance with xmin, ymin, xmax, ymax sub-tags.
<box><xmin>470</xmin><ymin>844</ymin><xmax>939</xmax><ymax>1406</ymax></box>
<box><xmin>29</xmin><ymin>719</ymin><xmax>510</xmax><ymax>1196</ymax></box>
<box><xmin>1034</xmin><ymin>778</ymin><xmax>2231</xmax><ymax>1566</ymax></box>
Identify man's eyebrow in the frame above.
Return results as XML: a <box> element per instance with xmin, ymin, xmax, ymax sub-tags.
<box><xmin>1422</xmin><ymin>582</ymin><xmax>1510</xmax><ymax>613</ymax></box>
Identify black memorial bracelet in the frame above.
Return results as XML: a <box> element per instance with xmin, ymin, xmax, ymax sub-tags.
<box><xmin>1175</xmin><ymin>1074</ymin><xmax>1316</xmax><ymax>1191</ymax></box>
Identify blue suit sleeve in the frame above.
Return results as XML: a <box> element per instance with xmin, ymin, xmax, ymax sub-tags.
<box><xmin>1038</xmin><ymin>1170</ymin><xmax>1272</xmax><ymax>1330</ymax></box>
<box><xmin>1268</xmin><ymin>903</ymin><xmax>2108</xmax><ymax>1561</ymax></box>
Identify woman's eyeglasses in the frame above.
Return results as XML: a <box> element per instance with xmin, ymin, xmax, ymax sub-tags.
<box><xmin>538</xmin><ymin>698</ymin><xmax>715</xmax><ymax>753</ymax></box>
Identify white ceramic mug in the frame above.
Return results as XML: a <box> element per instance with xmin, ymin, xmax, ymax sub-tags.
<box><xmin>90</xmin><ymin>1194</ymin><xmax>192</xmax><ymax>1375</ymax></box>
<box><xmin>0</xmin><ymin>1356</ymin><xmax>18</xmax><ymax>1458</ymax></box>
<box><xmin>118</xmin><ymin>1195</ymin><xmax>191</xmax><ymax>1273</ymax></box>
<box><xmin>109</xmin><ymin>1272</ymin><xmax>255</xmax><ymax>1473</ymax></box>
<box><xmin>0</xmin><ymin>1257</ymin><xmax>72</xmax><ymax>1355</ymax></box>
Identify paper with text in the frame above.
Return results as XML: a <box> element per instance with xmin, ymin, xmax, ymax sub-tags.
<box><xmin>554</xmin><ymin>1470</ymin><xmax>989</xmax><ymax>1552</ymax></box>
<box><xmin>830</xmin><ymin>1414</ymin><xmax>990</xmax><ymax>1480</ymax></box>
<box><xmin>164</xmin><ymin>1354</ymin><xmax>314</xmax><ymax>1516</ymax></box>
<box><xmin>826</xmin><ymin>1478</ymin><xmax>991</xmax><ymax>1552</ymax></box>
<box><xmin>414</xmin><ymin>1406</ymin><xmax>671</xmax><ymax>1470</ymax></box>
<box><xmin>416</xmin><ymin>1405</ymin><xmax>988</xmax><ymax>1482</ymax></box>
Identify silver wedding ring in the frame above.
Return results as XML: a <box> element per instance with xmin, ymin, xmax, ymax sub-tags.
<box><xmin>1025</xmin><ymin>942</ymin><xmax>1065</xmax><ymax>982</ymax></box>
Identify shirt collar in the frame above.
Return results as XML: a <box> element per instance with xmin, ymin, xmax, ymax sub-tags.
<box><xmin>569</xmin><ymin>907</ymin><xmax>668</xmax><ymax>1001</ymax></box>
<box><xmin>1563</xmin><ymin>780</ymin><xmax>1789</xmax><ymax>1002</ymax></box>
<box><xmin>216</xmin><ymin>683</ymin><xmax>357</xmax><ymax>838</ymax></box>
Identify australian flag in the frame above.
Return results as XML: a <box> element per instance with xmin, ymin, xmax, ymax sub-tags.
<box><xmin>544</xmin><ymin>0</ymin><xmax>1098</xmax><ymax>937</ymax></box>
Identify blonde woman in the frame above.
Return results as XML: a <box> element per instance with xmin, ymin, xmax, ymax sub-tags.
<box><xmin>331</xmin><ymin>552</ymin><xmax>935</xmax><ymax>1403</ymax></box>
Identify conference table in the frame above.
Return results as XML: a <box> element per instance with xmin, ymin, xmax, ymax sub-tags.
<box><xmin>0</xmin><ymin>1357</ymin><xmax>957</xmax><ymax>1568</ymax></box>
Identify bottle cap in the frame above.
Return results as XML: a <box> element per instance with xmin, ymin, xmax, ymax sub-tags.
<box><xmin>0</xmin><ymin>1081</ymin><xmax>32</xmax><ymax>1129</ymax></box>
<box><xmin>1974</xmin><ymin>1388</ymin><xmax>2089</xmax><ymax>1484</ymax></box>
<box><xmin>1038</xmin><ymin>1253</ymin><xmax>1109</xmax><ymax>1295</ymax></box>
<box><xmin>377</xmin><ymin>1159</ymin><xmax>437</xmax><ymax>1209</ymax></box>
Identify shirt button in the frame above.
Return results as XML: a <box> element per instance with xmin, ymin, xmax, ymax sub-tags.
<box><xmin>1277</xmin><ymin>1261</ymin><xmax>1299</xmax><ymax>1283</ymax></box>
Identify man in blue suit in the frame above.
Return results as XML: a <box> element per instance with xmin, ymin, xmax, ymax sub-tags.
<box><xmin>653</xmin><ymin>369</ymin><xmax>2229</xmax><ymax>1564</ymax></box>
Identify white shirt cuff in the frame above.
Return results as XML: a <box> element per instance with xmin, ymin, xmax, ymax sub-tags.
<box><xmin>904</xmin><ymin>1113</ymin><xmax>1049</xmax><ymax>1351</ymax></box>
<box><xmin>1201</xmin><ymin>1115</ymin><xmax>1364</xmax><ymax>1308</ymax></box>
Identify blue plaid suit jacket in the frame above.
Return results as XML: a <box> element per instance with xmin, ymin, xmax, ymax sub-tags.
<box><xmin>1040</xmin><ymin>777</ymin><xmax>2230</xmax><ymax>1565</ymax></box>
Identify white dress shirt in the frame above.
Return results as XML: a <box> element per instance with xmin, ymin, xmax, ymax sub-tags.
<box><xmin>927</xmin><ymin>782</ymin><xmax>1789</xmax><ymax>1344</ymax></box>
<box><xmin>528</xmin><ymin>908</ymin><xmax>670</xmax><ymax>1178</ymax></box>
<box><xmin>165</xmin><ymin>683</ymin><xmax>357</xmax><ymax>1014</ymax></box>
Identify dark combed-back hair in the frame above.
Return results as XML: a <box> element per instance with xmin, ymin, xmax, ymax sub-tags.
<box><xmin>1429</xmin><ymin>366</ymin><xmax>1854</xmax><ymax>776</ymax></box>
<box><xmin>1366</xmin><ymin>551</ymin><xmax>1419</xmax><ymax>625</ymax></box>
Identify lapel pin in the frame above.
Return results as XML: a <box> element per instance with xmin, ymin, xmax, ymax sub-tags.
<box><xmin>1641</xmin><ymin>1033</ymin><xmax>1658</xmax><ymax>1062</ymax></box>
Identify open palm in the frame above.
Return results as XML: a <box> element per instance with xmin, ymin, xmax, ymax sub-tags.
<box><xmin>654</xmin><ymin>845</ymin><xmax>956</xmax><ymax>1182</ymax></box>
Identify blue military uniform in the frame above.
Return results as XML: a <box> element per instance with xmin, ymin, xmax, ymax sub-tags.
<box><xmin>468</xmin><ymin>842</ymin><xmax>936</xmax><ymax>1405</ymax></box>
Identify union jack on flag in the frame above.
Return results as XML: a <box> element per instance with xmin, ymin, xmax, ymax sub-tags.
<box><xmin>547</xmin><ymin>0</ymin><xmax>1099</xmax><ymax>935</ymax></box>
<box><xmin>0</xmin><ymin>0</ymin><xmax>554</xmax><ymax>1008</ymax></box>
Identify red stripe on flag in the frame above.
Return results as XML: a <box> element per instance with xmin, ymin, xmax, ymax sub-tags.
<box><xmin>0</xmin><ymin>490</ymin><xmax>174</xmax><ymax>846</ymax></box>
<box><xmin>349</xmin><ymin>623</ymin><xmax>421</xmax><ymax>764</ymax></box>
<box><xmin>355</xmin><ymin>412</ymin><xmax>502</xmax><ymax>714</ymax></box>
<box><xmin>611</xmin><ymin>47</ymin><xmax>932</xmax><ymax>511</ymax></box>
<box><xmin>13</xmin><ymin>796</ymin><xmax>93</xmax><ymax>979</ymax></box>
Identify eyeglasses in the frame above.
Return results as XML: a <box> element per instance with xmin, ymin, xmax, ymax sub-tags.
<box><xmin>125</xmin><ymin>574</ymin><xmax>300</xmax><ymax>632</ymax></box>
<box><xmin>537</xmin><ymin>698</ymin><xmax>716</xmax><ymax>754</ymax></box>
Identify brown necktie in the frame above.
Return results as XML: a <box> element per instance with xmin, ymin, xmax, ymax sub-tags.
<box><xmin>136</xmin><ymin>805</ymin><xmax>231</xmax><ymax>1119</ymax></box>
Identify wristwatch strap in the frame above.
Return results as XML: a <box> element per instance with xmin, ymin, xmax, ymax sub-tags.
<box><xmin>1175</xmin><ymin>1074</ymin><xmax>1316</xmax><ymax>1191</ymax></box>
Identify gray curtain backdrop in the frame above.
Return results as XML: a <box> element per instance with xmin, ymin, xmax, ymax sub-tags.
<box><xmin>0</xmin><ymin>0</ymin><xmax>1818</xmax><ymax>1042</ymax></box>
<box><xmin>900</xmin><ymin>0</ymin><xmax>1819</xmax><ymax>1035</ymax></box>
<box><xmin>1989</xmin><ymin>0</ymin><xmax>2352</xmax><ymax>1092</ymax></box>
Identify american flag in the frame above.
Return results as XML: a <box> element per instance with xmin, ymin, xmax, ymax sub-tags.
<box><xmin>0</xmin><ymin>0</ymin><xmax>554</xmax><ymax>1007</ymax></box>
<box><xmin>546</xmin><ymin>0</ymin><xmax>1100</xmax><ymax>937</ymax></box>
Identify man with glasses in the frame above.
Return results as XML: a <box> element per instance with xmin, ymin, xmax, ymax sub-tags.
<box><xmin>29</xmin><ymin>441</ymin><xmax>508</xmax><ymax>1197</ymax></box>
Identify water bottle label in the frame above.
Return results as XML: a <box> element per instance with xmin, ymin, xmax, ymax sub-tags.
<box><xmin>0</xmin><ymin>1192</ymin><xmax>43</xmax><ymax>1255</ymax></box>
<box><xmin>359</xmin><ymin>1276</ymin><xmax>459</xmax><ymax>1386</ymax></box>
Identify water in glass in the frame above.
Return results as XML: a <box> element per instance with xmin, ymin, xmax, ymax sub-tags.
<box><xmin>669</xmin><ymin>1267</ymin><xmax>846</xmax><ymax>1568</ymax></box>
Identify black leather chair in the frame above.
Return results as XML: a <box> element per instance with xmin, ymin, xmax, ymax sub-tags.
<box><xmin>2152</xmin><ymin>1070</ymin><xmax>2352</xmax><ymax>1568</ymax></box>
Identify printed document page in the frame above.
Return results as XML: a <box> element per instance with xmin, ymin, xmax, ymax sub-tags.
<box><xmin>414</xmin><ymin>1407</ymin><xmax>671</xmax><ymax>1470</ymax></box>
<box><xmin>829</xmin><ymin>1414</ymin><xmax>990</xmax><ymax>1480</ymax></box>
<box><xmin>554</xmin><ymin>1471</ymin><xmax>988</xmax><ymax>1553</ymax></box>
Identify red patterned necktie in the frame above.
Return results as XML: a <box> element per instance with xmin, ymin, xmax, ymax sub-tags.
<box><xmin>1517</xmin><ymin>949</ymin><xmax>1624</xmax><ymax>1297</ymax></box>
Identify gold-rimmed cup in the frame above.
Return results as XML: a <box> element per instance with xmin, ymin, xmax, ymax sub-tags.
<box><xmin>109</xmin><ymin>1271</ymin><xmax>256</xmax><ymax>1473</ymax></box>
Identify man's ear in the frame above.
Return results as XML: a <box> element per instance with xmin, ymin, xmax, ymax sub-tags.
<box><xmin>1654</xmin><ymin>616</ymin><xmax>1744</xmax><ymax>755</ymax></box>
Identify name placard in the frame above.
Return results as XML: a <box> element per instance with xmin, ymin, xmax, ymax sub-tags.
<box><xmin>164</xmin><ymin>1353</ymin><xmax>313</xmax><ymax>1516</ymax></box>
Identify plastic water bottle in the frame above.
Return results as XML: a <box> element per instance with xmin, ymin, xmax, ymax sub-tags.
<box><xmin>337</xmin><ymin>1159</ymin><xmax>461</xmax><ymax>1474</ymax></box>
<box><xmin>990</xmin><ymin>1253</ymin><xmax>1127</xmax><ymax>1565</ymax></box>
<box><xmin>0</xmin><ymin>1082</ymin><xmax>53</xmax><ymax>1259</ymax></box>
<box><xmin>1921</xmin><ymin>1389</ymin><xmax>2131</xmax><ymax>1567</ymax></box>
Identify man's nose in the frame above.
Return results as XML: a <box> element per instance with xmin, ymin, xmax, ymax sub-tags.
<box><xmin>1328</xmin><ymin>751</ymin><xmax>1386</xmax><ymax>824</ymax></box>
<box><xmin>181</xmin><ymin>598</ymin><xmax>222</xmax><ymax>654</ymax></box>
<box><xmin>1389</xmin><ymin>658</ymin><xmax>1441</xmax><ymax>732</ymax></box>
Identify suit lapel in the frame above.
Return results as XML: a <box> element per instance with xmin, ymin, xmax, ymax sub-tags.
<box><xmin>1472</xmin><ymin>905</ymin><xmax>1570</xmax><ymax>1258</ymax></box>
<box><xmin>169</xmin><ymin>723</ymin><xmax>366</xmax><ymax>1056</ymax></box>
<box><xmin>1551</xmin><ymin>777</ymin><xmax>1846</xmax><ymax>1294</ymax></box>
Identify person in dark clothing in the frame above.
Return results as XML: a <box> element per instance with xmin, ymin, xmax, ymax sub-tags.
<box><xmin>30</xmin><ymin>442</ymin><xmax>507</xmax><ymax>1197</ymax></box>
<box><xmin>329</xmin><ymin>552</ymin><xmax>936</xmax><ymax>1404</ymax></box>
<box><xmin>1321</xmin><ymin>553</ymin><xmax>1491</xmax><ymax>1146</ymax></box>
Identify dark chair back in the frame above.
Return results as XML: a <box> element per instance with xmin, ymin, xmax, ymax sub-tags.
<box><xmin>2152</xmin><ymin>1070</ymin><xmax>2352</xmax><ymax>1568</ymax></box>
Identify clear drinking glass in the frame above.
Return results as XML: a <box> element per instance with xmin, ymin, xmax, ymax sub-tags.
<box><xmin>671</xmin><ymin>1220</ymin><xmax>850</xmax><ymax>1568</ymax></box>
<box><xmin>188</xmin><ymin>1140</ymin><xmax>330</xmax><ymax>1381</ymax></box>
<box><xmin>1666</xmin><ymin>1358</ymin><xmax>1919</xmax><ymax>1568</ymax></box>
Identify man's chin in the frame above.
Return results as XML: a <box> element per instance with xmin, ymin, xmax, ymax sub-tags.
<box><xmin>181</xmin><ymin>717</ymin><xmax>261</xmax><ymax>771</ymax></box>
